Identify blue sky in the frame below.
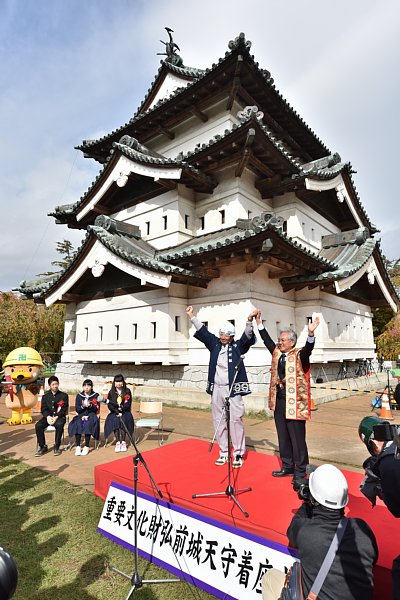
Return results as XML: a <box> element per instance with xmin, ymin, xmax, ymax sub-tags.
<box><xmin>1</xmin><ymin>0</ymin><xmax>399</xmax><ymax>292</ymax></box>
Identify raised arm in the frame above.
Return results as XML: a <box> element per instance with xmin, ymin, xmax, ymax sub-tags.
<box><xmin>249</xmin><ymin>307</ymin><xmax>275</xmax><ymax>354</ymax></box>
<box><xmin>308</xmin><ymin>316</ymin><xmax>320</xmax><ymax>337</ymax></box>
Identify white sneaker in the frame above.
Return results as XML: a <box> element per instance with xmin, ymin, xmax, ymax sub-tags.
<box><xmin>232</xmin><ymin>455</ymin><xmax>243</xmax><ymax>469</ymax></box>
<box><xmin>75</xmin><ymin>446</ymin><xmax>81</xmax><ymax>456</ymax></box>
<box><xmin>81</xmin><ymin>446</ymin><xmax>90</xmax><ymax>456</ymax></box>
<box><xmin>115</xmin><ymin>441</ymin><xmax>121</xmax><ymax>453</ymax></box>
<box><xmin>120</xmin><ymin>441</ymin><xmax>127</xmax><ymax>452</ymax></box>
<box><xmin>215</xmin><ymin>455</ymin><xmax>228</xmax><ymax>466</ymax></box>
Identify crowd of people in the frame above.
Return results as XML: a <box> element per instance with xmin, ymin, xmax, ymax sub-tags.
<box><xmin>24</xmin><ymin>305</ymin><xmax>399</xmax><ymax>598</ymax></box>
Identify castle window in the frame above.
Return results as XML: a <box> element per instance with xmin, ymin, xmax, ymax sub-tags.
<box><xmin>220</xmin><ymin>209</ymin><xmax>225</xmax><ymax>225</ymax></box>
<box><xmin>247</xmin><ymin>210</ymin><xmax>252</xmax><ymax>219</ymax></box>
<box><xmin>175</xmin><ymin>316</ymin><xmax>181</xmax><ymax>332</ymax></box>
<box><xmin>200</xmin><ymin>216</ymin><xmax>205</xmax><ymax>230</ymax></box>
<box><xmin>132</xmin><ymin>323</ymin><xmax>138</xmax><ymax>340</ymax></box>
<box><xmin>151</xmin><ymin>322</ymin><xmax>157</xmax><ymax>338</ymax></box>
<box><xmin>185</xmin><ymin>214</ymin><xmax>189</xmax><ymax>229</ymax></box>
<box><xmin>163</xmin><ymin>215</ymin><xmax>168</xmax><ymax>230</ymax></box>
<box><xmin>146</xmin><ymin>221</ymin><xmax>150</xmax><ymax>235</ymax></box>
<box><xmin>115</xmin><ymin>325</ymin><xmax>119</xmax><ymax>341</ymax></box>
<box><xmin>84</xmin><ymin>327</ymin><xmax>89</xmax><ymax>342</ymax></box>
<box><xmin>98</xmin><ymin>326</ymin><xmax>103</xmax><ymax>342</ymax></box>
<box><xmin>282</xmin><ymin>221</ymin><xmax>287</xmax><ymax>233</ymax></box>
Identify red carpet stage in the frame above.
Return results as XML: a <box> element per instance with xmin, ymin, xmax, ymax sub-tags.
<box><xmin>94</xmin><ymin>439</ymin><xmax>398</xmax><ymax>599</ymax></box>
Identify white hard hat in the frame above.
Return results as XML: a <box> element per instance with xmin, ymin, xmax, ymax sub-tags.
<box><xmin>219</xmin><ymin>322</ymin><xmax>235</xmax><ymax>336</ymax></box>
<box><xmin>309</xmin><ymin>464</ymin><xmax>348</xmax><ymax>509</ymax></box>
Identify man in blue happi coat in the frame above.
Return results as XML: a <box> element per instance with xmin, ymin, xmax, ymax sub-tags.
<box><xmin>186</xmin><ymin>305</ymin><xmax>256</xmax><ymax>468</ymax></box>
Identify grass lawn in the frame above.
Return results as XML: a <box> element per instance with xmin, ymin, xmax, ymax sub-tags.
<box><xmin>0</xmin><ymin>456</ymin><xmax>214</xmax><ymax>599</ymax></box>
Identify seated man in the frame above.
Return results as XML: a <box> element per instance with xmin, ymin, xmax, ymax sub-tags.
<box><xmin>262</xmin><ymin>464</ymin><xmax>378</xmax><ymax>600</ymax></box>
<box><xmin>34</xmin><ymin>375</ymin><xmax>69</xmax><ymax>456</ymax></box>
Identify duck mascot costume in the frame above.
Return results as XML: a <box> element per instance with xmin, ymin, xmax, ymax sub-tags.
<box><xmin>2</xmin><ymin>347</ymin><xmax>43</xmax><ymax>425</ymax></box>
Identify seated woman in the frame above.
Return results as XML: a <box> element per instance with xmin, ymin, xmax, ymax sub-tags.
<box><xmin>104</xmin><ymin>374</ymin><xmax>134</xmax><ymax>452</ymax></box>
<box><xmin>68</xmin><ymin>379</ymin><xmax>100</xmax><ymax>456</ymax></box>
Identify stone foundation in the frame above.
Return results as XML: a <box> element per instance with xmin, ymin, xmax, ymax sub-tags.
<box><xmin>55</xmin><ymin>362</ymin><xmax>390</xmax><ymax>414</ymax></box>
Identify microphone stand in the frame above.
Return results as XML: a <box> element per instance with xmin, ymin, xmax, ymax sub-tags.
<box><xmin>192</xmin><ymin>355</ymin><xmax>252</xmax><ymax>517</ymax></box>
<box><xmin>109</xmin><ymin>415</ymin><xmax>180</xmax><ymax>599</ymax></box>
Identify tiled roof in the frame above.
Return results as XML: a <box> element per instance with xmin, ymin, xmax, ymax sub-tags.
<box><xmin>15</xmin><ymin>274</ymin><xmax>59</xmax><ymax>296</ymax></box>
<box><xmin>17</xmin><ymin>212</ymin><xmax>397</xmax><ymax>306</ymax></box>
<box><xmin>281</xmin><ymin>233</ymin><xmax>377</xmax><ymax>287</ymax></box>
<box><xmin>87</xmin><ymin>225</ymin><xmax>207</xmax><ymax>279</ymax></box>
<box><xmin>180</xmin><ymin>116</ymin><xmax>304</xmax><ymax>171</ymax></box>
<box><xmin>77</xmin><ymin>33</ymin><xmax>329</xmax><ymax>158</ymax></box>
<box><xmin>158</xmin><ymin>212</ymin><xmax>335</xmax><ymax>269</ymax></box>
<box><xmin>77</xmin><ymin>62</ymin><xmax>203</xmax><ymax>153</ymax></box>
<box><xmin>52</xmin><ymin>138</ymin><xmax>215</xmax><ymax>222</ymax></box>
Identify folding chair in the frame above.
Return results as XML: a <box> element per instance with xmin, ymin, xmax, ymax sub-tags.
<box><xmin>135</xmin><ymin>400</ymin><xmax>164</xmax><ymax>445</ymax></box>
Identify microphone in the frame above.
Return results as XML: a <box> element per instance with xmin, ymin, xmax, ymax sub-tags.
<box><xmin>235</xmin><ymin>355</ymin><xmax>246</xmax><ymax>370</ymax></box>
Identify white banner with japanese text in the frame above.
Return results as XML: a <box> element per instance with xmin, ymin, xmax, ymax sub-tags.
<box><xmin>98</xmin><ymin>482</ymin><xmax>298</xmax><ymax>599</ymax></box>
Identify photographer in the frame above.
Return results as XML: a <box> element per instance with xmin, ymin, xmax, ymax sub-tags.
<box><xmin>262</xmin><ymin>464</ymin><xmax>378</xmax><ymax>600</ymax></box>
<box><xmin>359</xmin><ymin>415</ymin><xmax>400</xmax><ymax>599</ymax></box>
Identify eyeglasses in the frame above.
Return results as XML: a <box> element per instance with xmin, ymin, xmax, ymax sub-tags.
<box><xmin>277</xmin><ymin>338</ymin><xmax>290</xmax><ymax>343</ymax></box>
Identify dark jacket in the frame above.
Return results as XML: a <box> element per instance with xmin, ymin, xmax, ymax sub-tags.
<box><xmin>287</xmin><ymin>503</ymin><xmax>378</xmax><ymax>600</ymax></box>
<box><xmin>258</xmin><ymin>326</ymin><xmax>315</xmax><ymax>371</ymax></box>
<box><xmin>194</xmin><ymin>325</ymin><xmax>256</xmax><ymax>396</ymax></box>
<box><xmin>372</xmin><ymin>442</ymin><xmax>400</xmax><ymax>518</ymax></box>
<box><xmin>41</xmin><ymin>390</ymin><xmax>69</xmax><ymax>419</ymax></box>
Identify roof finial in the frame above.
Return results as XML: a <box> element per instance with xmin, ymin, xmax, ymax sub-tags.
<box><xmin>157</xmin><ymin>27</ymin><xmax>183</xmax><ymax>67</ymax></box>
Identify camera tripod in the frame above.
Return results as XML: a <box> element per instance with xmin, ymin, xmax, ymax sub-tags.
<box><xmin>109</xmin><ymin>417</ymin><xmax>180</xmax><ymax>599</ymax></box>
<box><xmin>192</xmin><ymin>356</ymin><xmax>252</xmax><ymax>517</ymax></box>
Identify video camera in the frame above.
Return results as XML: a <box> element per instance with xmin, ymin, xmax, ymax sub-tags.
<box><xmin>296</xmin><ymin>480</ymin><xmax>311</xmax><ymax>502</ymax></box>
<box><xmin>373</xmin><ymin>423</ymin><xmax>400</xmax><ymax>459</ymax></box>
<box><xmin>292</xmin><ymin>464</ymin><xmax>317</xmax><ymax>501</ymax></box>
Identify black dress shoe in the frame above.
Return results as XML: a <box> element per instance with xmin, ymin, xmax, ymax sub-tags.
<box><xmin>272</xmin><ymin>468</ymin><xmax>294</xmax><ymax>477</ymax></box>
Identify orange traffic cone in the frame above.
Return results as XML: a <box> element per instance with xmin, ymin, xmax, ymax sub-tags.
<box><xmin>35</xmin><ymin>384</ymin><xmax>44</xmax><ymax>412</ymax></box>
<box><xmin>102</xmin><ymin>380</ymin><xmax>109</xmax><ymax>401</ymax></box>
<box><xmin>380</xmin><ymin>389</ymin><xmax>394</xmax><ymax>421</ymax></box>
<box><xmin>310</xmin><ymin>396</ymin><xmax>318</xmax><ymax>411</ymax></box>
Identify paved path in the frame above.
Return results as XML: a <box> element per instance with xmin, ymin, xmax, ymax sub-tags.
<box><xmin>1</xmin><ymin>390</ymin><xmax>399</xmax><ymax>493</ymax></box>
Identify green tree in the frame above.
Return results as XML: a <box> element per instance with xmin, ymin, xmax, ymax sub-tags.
<box><xmin>376</xmin><ymin>312</ymin><xmax>400</xmax><ymax>360</ymax></box>
<box><xmin>0</xmin><ymin>292</ymin><xmax>65</xmax><ymax>363</ymax></box>
<box><xmin>36</xmin><ymin>239</ymin><xmax>76</xmax><ymax>277</ymax></box>
<box><xmin>374</xmin><ymin>256</ymin><xmax>400</xmax><ymax>359</ymax></box>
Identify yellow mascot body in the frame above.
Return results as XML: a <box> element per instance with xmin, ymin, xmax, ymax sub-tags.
<box><xmin>3</xmin><ymin>347</ymin><xmax>44</xmax><ymax>425</ymax></box>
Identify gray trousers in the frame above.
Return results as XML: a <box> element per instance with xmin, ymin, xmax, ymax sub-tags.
<box><xmin>211</xmin><ymin>385</ymin><xmax>245</xmax><ymax>456</ymax></box>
